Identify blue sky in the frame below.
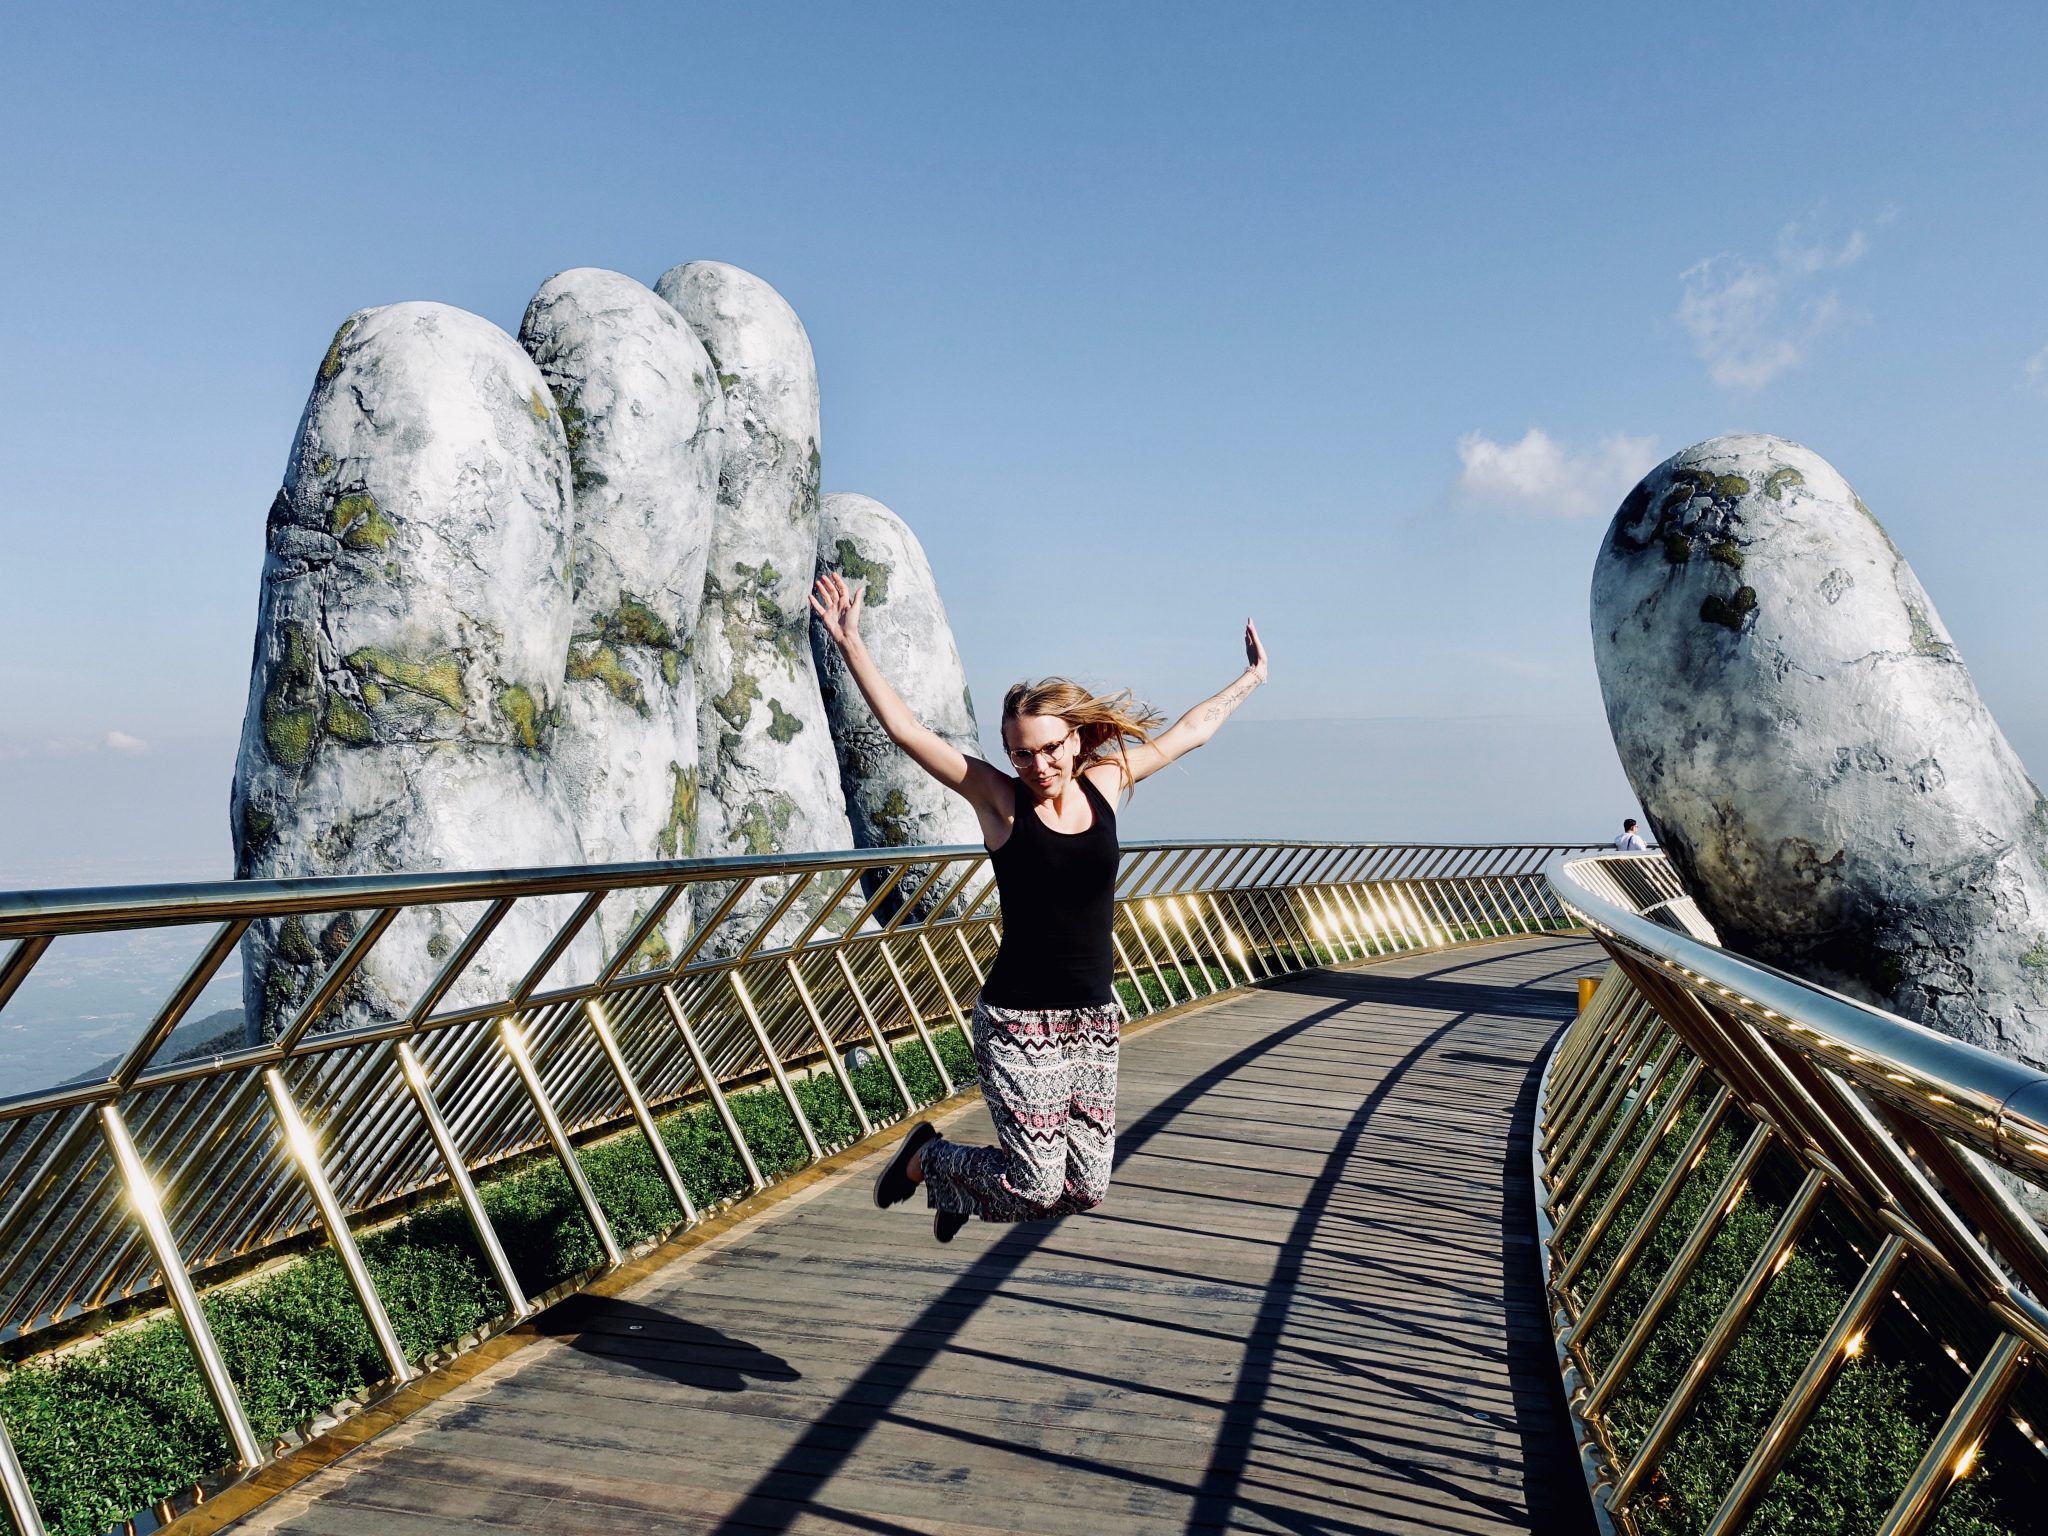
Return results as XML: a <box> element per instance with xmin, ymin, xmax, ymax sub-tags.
<box><xmin>2</xmin><ymin>1</ymin><xmax>2044</xmax><ymax>886</ymax></box>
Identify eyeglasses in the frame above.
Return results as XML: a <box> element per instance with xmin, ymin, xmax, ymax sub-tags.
<box><xmin>1004</xmin><ymin>730</ymin><xmax>1076</xmax><ymax>768</ymax></box>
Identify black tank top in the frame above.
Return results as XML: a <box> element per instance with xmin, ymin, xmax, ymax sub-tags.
<box><xmin>978</xmin><ymin>772</ymin><xmax>1119</xmax><ymax>1008</ymax></box>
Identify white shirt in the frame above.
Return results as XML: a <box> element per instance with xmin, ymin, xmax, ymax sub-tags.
<box><xmin>1613</xmin><ymin>831</ymin><xmax>1648</xmax><ymax>851</ymax></box>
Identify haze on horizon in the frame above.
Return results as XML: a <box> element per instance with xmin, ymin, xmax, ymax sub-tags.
<box><xmin>3</xmin><ymin>1</ymin><xmax>2044</xmax><ymax>895</ymax></box>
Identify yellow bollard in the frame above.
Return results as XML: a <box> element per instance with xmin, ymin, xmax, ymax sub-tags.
<box><xmin>1577</xmin><ymin>976</ymin><xmax>1601</xmax><ymax>1013</ymax></box>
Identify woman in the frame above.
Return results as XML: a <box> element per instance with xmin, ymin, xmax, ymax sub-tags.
<box><xmin>809</xmin><ymin>572</ymin><xmax>1268</xmax><ymax>1240</ymax></box>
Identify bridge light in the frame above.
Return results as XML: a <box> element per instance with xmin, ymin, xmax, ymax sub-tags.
<box><xmin>1844</xmin><ymin>1331</ymin><xmax>1865</xmax><ymax>1358</ymax></box>
<box><xmin>1955</xmin><ymin>1441</ymin><xmax>1980</xmax><ymax>1479</ymax></box>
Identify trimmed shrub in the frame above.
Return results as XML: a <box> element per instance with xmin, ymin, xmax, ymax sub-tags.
<box><xmin>1611</xmin><ymin>1195</ymin><xmax>2019</xmax><ymax>1536</ymax></box>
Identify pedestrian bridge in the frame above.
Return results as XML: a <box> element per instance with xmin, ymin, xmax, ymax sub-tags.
<box><xmin>2</xmin><ymin>843</ymin><xmax>2046</xmax><ymax>1535</ymax></box>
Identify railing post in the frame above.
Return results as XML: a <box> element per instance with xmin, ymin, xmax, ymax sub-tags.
<box><xmin>728</xmin><ymin>973</ymin><xmax>823</xmax><ymax>1162</ymax></box>
<box><xmin>498</xmin><ymin>1018</ymin><xmax>622</xmax><ymax>1268</ymax></box>
<box><xmin>785</xmin><ymin>959</ymin><xmax>873</xmax><ymax>1138</ymax></box>
<box><xmin>585</xmin><ymin>999</ymin><xmax>698</xmax><ymax>1224</ymax></box>
<box><xmin>1702</xmin><ymin>1233</ymin><xmax>1908</xmax><ymax>1536</ymax></box>
<box><xmin>394</xmin><ymin>1041</ymin><xmax>533</xmax><ymax>1319</ymax></box>
<box><xmin>661</xmin><ymin>985</ymin><xmax>767</xmax><ymax>1191</ymax></box>
<box><xmin>834</xmin><ymin>951</ymin><xmax>920</xmax><ymax>1114</ymax></box>
<box><xmin>877</xmin><ymin>939</ymin><xmax>956</xmax><ymax>1096</ymax></box>
<box><xmin>1607</xmin><ymin>1168</ymin><xmax>1827</xmax><ymax>1511</ymax></box>
<box><xmin>0</xmin><ymin>1393</ymin><xmax>46</xmax><ymax>1536</ymax></box>
<box><xmin>98</xmin><ymin>1104</ymin><xmax>265</xmax><ymax>1470</ymax></box>
<box><xmin>263</xmin><ymin>1069</ymin><xmax>416</xmax><ymax>1385</ymax></box>
<box><xmin>1873</xmin><ymin>1332</ymin><xmax>2029</xmax><ymax>1536</ymax></box>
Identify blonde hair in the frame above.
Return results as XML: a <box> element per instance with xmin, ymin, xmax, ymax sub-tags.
<box><xmin>1002</xmin><ymin>678</ymin><xmax>1165</xmax><ymax>789</ymax></box>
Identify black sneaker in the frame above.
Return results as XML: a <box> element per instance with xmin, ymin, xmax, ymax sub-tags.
<box><xmin>873</xmin><ymin>1121</ymin><xmax>939</xmax><ymax>1209</ymax></box>
<box><xmin>934</xmin><ymin>1210</ymin><xmax>969</xmax><ymax>1243</ymax></box>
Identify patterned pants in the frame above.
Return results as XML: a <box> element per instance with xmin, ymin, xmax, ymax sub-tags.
<box><xmin>922</xmin><ymin>999</ymin><xmax>1123</xmax><ymax>1223</ymax></box>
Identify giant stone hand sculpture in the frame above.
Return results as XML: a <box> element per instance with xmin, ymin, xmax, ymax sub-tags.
<box><xmin>1592</xmin><ymin>434</ymin><xmax>2048</xmax><ymax>1065</ymax></box>
<box><xmin>234</xmin><ymin>262</ymin><xmax>983</xmax><ymax>1033</ymax></box>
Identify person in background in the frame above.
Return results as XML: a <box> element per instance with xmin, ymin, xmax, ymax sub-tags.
<box><xmin>1614</xmin><ymin>818</ymin><xmax>1648</xmax><ymax>851</ymax></box>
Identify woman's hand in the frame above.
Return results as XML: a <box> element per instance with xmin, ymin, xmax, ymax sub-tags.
<box><xmin>1244</xmin><ymin>617</ymin><xmax>1269</xmax><ymax>683</ymax></box>
<box><xmin>809</xmin><ymin>572</ymin><xmax>865</xmax><ymax>650</ymax></box>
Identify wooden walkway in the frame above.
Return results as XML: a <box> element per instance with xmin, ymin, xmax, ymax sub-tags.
<box><xmin>234</xmin><ymin>936</ymin><xmax>1600</xmax><ymax>1536</ymax></box>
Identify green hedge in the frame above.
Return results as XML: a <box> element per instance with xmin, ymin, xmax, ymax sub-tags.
<box><xmin>0</xmin><ymin>1029</ymin><xmax>972</xmax><ymax>1536</ymax></box>
<box><xmin>1590</xmin><ymin>1167</ymin><xmax>2018</xmax><ymax>1535</ymax></box>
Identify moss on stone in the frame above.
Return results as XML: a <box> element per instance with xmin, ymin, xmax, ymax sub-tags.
<box><xmin>425</xmin><ymin>931</ymin><xmax>453</xmax><ymax>961</ymax></box>
<box><xmin>1712</xmin><ymin>474</ymin><xmax>1750</xmax><ymax>499</ymax></box>
<box><xmin>277</xmin><ymin>916</ymin><xmax>319</xmax><ymax>965</ymax></box>
<box><xmin>1662</xmin><ymin>531</ymin><xmax>1692</xmax><ymax>565</ymax></box>
<box><xmin>1906</xmin><ymin>606</ymin><xmax>1955</xmax><ymax>660</ymax></box>
<box><xmin>360</xmin><ymin>681</ymin><xmax>384</xmax><ymax>708</ymax></box>
<box><xmin>1707</xmin><ymin>540</ymin><xmax>1744</xmax><ymax>569</ymax></box>
<box><xmin>566</xmin><ymin>643</ymin><xmax>647</xmax><ymax>714</ymax></box>
<box><xmin>313</xmin><ymin>454</ymin><xmax>335</xmax><ymax>477</ymax></box>
<box><xmin>1764</xmin><ymin>466</ymin><xmax>1804</xmax><ymax>500</ymax></box>
<box><xmin>2020</xmin><ymin>942</ymin><xmax>2048</xmax><ymax>970</ymax></box>
<box><xmin>717</xmin><ymin>373</ymin><xmax>740</xmax><ymax>392</ymax></box>
<box><xmin>766</xmin><ymin>699</ymin><xmax>803</xmax><ymax>743</ymax></box>
<box><xmin>345</xmin><ymin>648</ymin><xmax>465</xmax><ymax>714</ymax></box>
<box><xmin>319</xmin><ymin>913</ymin><xmax>356</xmax><ymax>962</ymax></box>
<box><xmin>632</xmin><ymin>928</ymin><xmax>674</xmax><ymax>971</ymax></box>
<box><xmin>528</xmin><ymin>387</ymin><xmax>552</xmax><ymax>421</ymax></box>
<box><xmin>831</xmin><ymin>537</ymin><xmax>891</xmax><ymax>606</ymax></box>
<box><xmin>318</xmin><ymin>318</ymin><xmax>355</xmax><ymax>383</ymax></box>
<box><xmin>241</xmin><ymin>803</ymin><xmax>275</xmax><ymax>855</ymax></box>
<box><xmin>261</xmin><ymin>621</ymin><xmax>325</xmax><ymax>767</ymax></box>
<box><xmin>657</xmin><ymin>762</ymin><xmax>699</xmax><ymax>859</ymax></box>
<box><xmin>596</xmin><ymin>592</ymin><xmax>674</xmax><ymax>650</ymax></box>
<box><xmin>713</xmin><ymin>671</ymin><xmax>760</xmax><ymax>730</ymax></box>
<box><xmin>496</xmin><ymin>685</ymin><xmax>546</xmax><ymax>749</ymax></box>
<box><xmin>734</xmin><ymin>793</ymin><xmax>795</xmax><ymax>855</ymax></box>
<box><xmin>264</xmin><ymin>705</ymin><xmax>318</xmax><ymax>767</ymax></box>
<box><xmin>324</xmin><ymin>695</ymin><xmax>375</xmax><ymax>745</ymax></box>
<box><xmin>661</xmin><ymin>651</ymin><xmax>681</xmax><ymax>689</ymax></box>
<box><xmin>872</xmin><ymin>787</ymin><xmax>914</xmax><ymax>847</ymax></box>
<box><xmin>1700</xmin><ymin>586</ymin><xmax>1758</xmax><ymax>631</ymax></box>
<box><xmin>332</xmin><ymin>492</ymin><xmax>396</xmax><ymax>553</ymax></box>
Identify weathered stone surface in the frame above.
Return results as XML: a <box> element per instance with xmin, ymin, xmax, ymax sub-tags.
<box><xmin>813</xmin><ymin>492</ymin><xmax>982</xmax><ymax>858</ymax></box>
<box><xmin>654</xmin><ymin>262</ymin><xmax>852</xmax><ymax>935</ymax></box>
<box><xmin>232</xmin><ymin>302</ymin><xmax>585</xmax><ymax>1040</ymax></box>
<box><xmin>1592</xmin><ymin>434</ymin><xmax>2048</xmax><ymax>1063</ymax></box>
<box><xmin>519</xmin><ymin>268</ymin><xmax>722</xmax><ymax>966</ymax></box>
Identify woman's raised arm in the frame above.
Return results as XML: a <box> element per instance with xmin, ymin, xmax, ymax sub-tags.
<box><xmin>1091</xmin><ymin>619</ymin><xmax>1268</xmax><ymax>792</ymax></box>
<box><xmin>810</xmin><ymin>573</ymin><xmax>1011</xmax><ymax>811</ymax></box>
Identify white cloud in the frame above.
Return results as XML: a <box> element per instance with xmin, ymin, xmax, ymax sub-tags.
<box><xmin>0</xmin><ymin>732</ymin><xmax>153</xmax><ymax>758</ymax></box>
<box><xmin>2026</xmin><ymin>346</ymin><xmax>2048</xmax><ymax>396</ymax></box>
<box><xmin>1678</xmin><ymin>218</ymin><xmax>1869</xmax><ymax>389</ymax></box>
<box><xmin>1453</xmin><ymin>428</ymin><xmax>1660</xmax><ymax>520</ymax></box>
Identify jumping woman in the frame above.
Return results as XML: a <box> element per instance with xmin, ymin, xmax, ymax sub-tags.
<box><xmin>809</xmin><ymin>572</ymin><xmax>1269</xmax><ymax>1242</ymax></box>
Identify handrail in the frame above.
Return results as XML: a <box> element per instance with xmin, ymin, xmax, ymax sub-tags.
<box><xmin>0</xmin><ymin>837</ymin><xmax>1592</xmax><ymax>1536</ymax></box>
<box><xmin>1538</xmin><ymin>849</ymin><xmax>2048</xmax><ymax>1536</ymax></box>
<box><xmin>1546</xmin><ymin>851</ymin><xmax>2048</xmax><ymax>1179</ymax></box>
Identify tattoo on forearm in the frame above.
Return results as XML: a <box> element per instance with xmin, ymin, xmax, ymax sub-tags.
<box><xmin>1200</xmin><ymin>675</ymin><xmax>1258</xmax><ymax>726</ymax></box>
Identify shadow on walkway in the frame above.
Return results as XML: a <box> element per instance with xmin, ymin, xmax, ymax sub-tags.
<box><xmin>698</xmin><ymin>942</ymin><xmax>1596</xmax><ymax>1536</ymax></box>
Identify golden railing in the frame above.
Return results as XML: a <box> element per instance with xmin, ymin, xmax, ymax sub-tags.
<box><xmin>0</xmin><ymin>838</ymin><xmax>1588</xmax><ymax>1534</ymax></box>
<box><xmin>1540</xmin><ymin>850</ymin><xmax>2048</xmax><ymax>1536</ymax></box>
